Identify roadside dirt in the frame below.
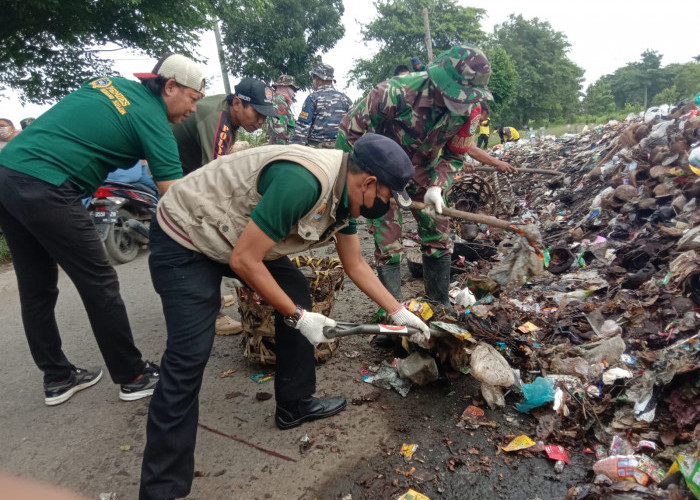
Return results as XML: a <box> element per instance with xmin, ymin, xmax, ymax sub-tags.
<box><xmin>0</xmin><ymin>221</ymin><xmax>587</xmax><ymax>500</ymax></box>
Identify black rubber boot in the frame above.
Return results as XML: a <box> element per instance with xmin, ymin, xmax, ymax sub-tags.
<box><xmin>374</xmin><ymin>263</ymin><xmax>403</xmax><ymax>347</ymax></box>
<box><xmin>422</xmin><ymin>254</ymin><xmax>452</xmax><ymax>306</ymax></box>
<box><xmin>376</xmin><ymin>262</ymin><xmax>403</xmax><ymax>301</ymax></box>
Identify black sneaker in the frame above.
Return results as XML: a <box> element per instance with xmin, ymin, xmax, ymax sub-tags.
<box><xmin>119</xmin><ymin>361</ymin><xmax>159</xmax><ymax>401</ymax></box>
<box><xmin>44</xmin><ymin>366</ymin><xmax>103</xmax><ymax>406</ymax></box>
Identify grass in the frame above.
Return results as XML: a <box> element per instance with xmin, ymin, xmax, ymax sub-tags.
<box><xmin>0</xmin><ymin>235</ymin><xmax>11</xmax><ymax>264</ymax></box>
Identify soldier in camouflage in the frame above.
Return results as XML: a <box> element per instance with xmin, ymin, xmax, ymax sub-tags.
<box><xmin>337</xmin><ymin>44</ymin><xmax>515</xmax><ymax>307</ymax></box>
<box><xmin>266</xmin><ymin>74</ymin><xmax>299</xmax><ymax>145</ymax></box>
<box><xmin>289</xmin><ymin>63</ymin><xmax>352</xmax><ymax>148</ymax></box>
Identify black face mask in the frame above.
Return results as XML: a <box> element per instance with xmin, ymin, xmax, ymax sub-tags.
<box><xmin>360</xmin><ymin>189</ymin><xmax>391</xmax><ymax>219</ymax></box>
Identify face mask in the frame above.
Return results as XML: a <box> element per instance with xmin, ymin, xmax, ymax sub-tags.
<box><xmin>360</xmin><ymin>188</ymin><xmax>391</xmax><ymax>219</ymax></box>
<box><xmin>0</xmin><ymin>126</ymin><xmax>14</xmax><ymax>141</ymax></box>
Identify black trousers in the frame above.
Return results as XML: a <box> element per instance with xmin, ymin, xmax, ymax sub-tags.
<box><xmin>477</xmin><ymin>133</ymin><xmax>489</xmax><ymax>149</ymax></box>
<box><xmin>0</xmin><ymin>166</ymin><xmax>144</xmax><ymax>384</ymax></box>
<box><xmin>139</xmin><ymin>219</ymin><xmax>315</xmax><ymax>500</ymax></box>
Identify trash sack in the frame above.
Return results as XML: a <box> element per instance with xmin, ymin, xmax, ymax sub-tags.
<box><xmin>489</xmin><ymin>237</ymin><xmax>544</xmax><ymax>287</ymax></box>
<box><xmin>516</xmin><ymin>377</ymin><xmax>555</xmax><ymax>412</ymax></box>
<box><xmin>481</xmin><ymin>382</ymin><xmax>505</xmax><ymax>409</ymax></box>
<box><xmin>599</xmin><ymin>319</ymin><xmax>622</xmax><ymax>339</ymax></box>
<box><xmin>396</xmin><ymin>352</ymin><xmax>439</xmax><ymax>386</ymax></box>
<box><xmin>470</xmin><ymin>343</ymin><xmax>515</xmax><ymax>387</ymax></box>
<box><xmin>471</xmin><ymin>343</ymin><xmax>515</xmax><ymax>409</ymax></box>
<box><xmin>583</xmin><ymin>335</ymin><xmax>626</xmax><ymax>364</ymax></box>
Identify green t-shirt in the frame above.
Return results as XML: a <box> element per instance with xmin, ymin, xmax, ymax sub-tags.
<box><xmin>0</xmin><ymin>76</ymin><xmax>182</xmax><ymax>194</ymax></box>
<box><xmin>251</xmin><ymin>161</ymin><xmax>357</xmax><ymax>242</ymax></box>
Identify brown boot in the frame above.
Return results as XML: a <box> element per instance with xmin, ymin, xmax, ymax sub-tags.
<box><xmin>215</xmin><ymin>314</ymin><xmax>243</xmax><ymax>335</ymax></box>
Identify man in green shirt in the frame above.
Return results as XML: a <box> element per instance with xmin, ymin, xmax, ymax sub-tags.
<box><xmin>140</xmin><ymin>134</ymin><xmax>431</xmax><ymax>499</ymax></box>
<box><xmin>0</xmin><ymin>53</ymin><xmax>204</xmax><ymax>406</ymax></box>
<box><xmin>171</xmin><ymin>77</ymin><xmax>275</xmax><ymax>334</ymax></box>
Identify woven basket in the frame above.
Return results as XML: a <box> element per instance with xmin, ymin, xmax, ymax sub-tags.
<box><xmin>236</xmin><ymin>256</ymin><xmax>345</xmax><ymax>365</ymax></box>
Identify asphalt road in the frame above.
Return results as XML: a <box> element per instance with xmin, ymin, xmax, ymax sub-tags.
<box><xmin>0</xmin><ymin>245</ymin><xmax>397</xmax><ymax>500</ymax></box>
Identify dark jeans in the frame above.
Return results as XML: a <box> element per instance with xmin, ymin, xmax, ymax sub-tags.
<box><xmin>140</xmin><ymin>219</ymin><xmax>315</xmax><ymax>500</ymax></box>
<box><xmin>0</xmin><ymin>166</ymin><xmax>145</xmax><ymax>384</ymax></box>
<box><xmin>477</xmin><ymin>133</ymin><xmax>489</xmax><ymax>149</ymax></box>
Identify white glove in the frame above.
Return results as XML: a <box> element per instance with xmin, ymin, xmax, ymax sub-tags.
<box><xmin>390</xmin><ymin>306</ymin><xmax>431</xmax><ymax>344</ymax></box>
<box><xmin>295</xmin><ymin>309</ymin><xmax>335</xmax><ymax>345</ymax></box>
<box><xmin>423</xmin><ymin>186</ymin><xmax>446</xmax><ymax>220</ymax></box>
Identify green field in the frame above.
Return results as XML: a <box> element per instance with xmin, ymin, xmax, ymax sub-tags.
<box><xmin>0</xmin><ymin>236</ymin><xmax>11</xmax><ymax>264</ymax></box>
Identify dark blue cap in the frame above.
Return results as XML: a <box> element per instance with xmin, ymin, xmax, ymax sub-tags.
<box><xmin>349</xmin><ymin>133</ymin><xmax>414</xmax><ymax>209</ymax></box>
<box><xmin>411</xmin><ymin>56</ymin><xmax>422</xmax><ymax>66</ymax></box>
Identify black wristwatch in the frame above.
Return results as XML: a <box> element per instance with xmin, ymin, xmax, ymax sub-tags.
<box><xmin>283</xmin><ymin>305</ymin><xmax>304</xmax><ymax>328</ymax></box>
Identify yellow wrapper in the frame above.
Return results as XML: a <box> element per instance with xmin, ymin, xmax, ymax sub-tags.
<box><xmin>401</xmin><ymin>443</ymin><xmax>418</xmax><ymax>460</ymax></box>
<box><xmin>502</xmin><ymin>435</ymin><xmax>537</xmax><ymax>452</ymax></box>
<box><xmin>398</xmin><ymin>489</ymin><xmax>430</xmax><ymax>500</ymax></box>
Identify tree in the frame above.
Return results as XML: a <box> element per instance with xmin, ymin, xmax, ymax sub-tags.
<box><xmin>608</xmin><ymin>50</ymin><xmax>668</xmax><ymax>109</ymax></box>
<box><xmin>582</xmin><ymin>78</ymin><xmax>616</xmax><ymax>116</ymax></box>
<box><xmin>1</xmin><ymin>0</ymin><xmax>213</xmax><ymax>103</ymax></box>
<box><xmin>482</xmin><ymin>47</ymin><xmax>518</xmax><ymax>118</ymax></box>
<box><xmin>348</xmin><ymin>0</ymin><xmax>487</xmax><ymax>91</ymax></box>
<box><xmin>217</xmin><ymin>0</ymin><xmax>345</xmax><ymax>90</ymax></box>
<box><xmin>491</xmin><ymin>14</ymin><xmax>584</xmax><ymax>126</ymax></box>
<box><xmin>664</xmin><ymin>62</ymin><xmax>700</xmax><ymax>101</ymax></box>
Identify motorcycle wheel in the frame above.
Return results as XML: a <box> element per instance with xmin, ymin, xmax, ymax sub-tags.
<box><xmin>104</xmin><ymin>209</ymin><xmax>140</xmax><ymax>264</ymax></box>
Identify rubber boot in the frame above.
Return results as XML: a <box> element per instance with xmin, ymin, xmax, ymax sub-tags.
<box><xmin>376</xmin><ymin>262</ymin><xmax>403</xmax><ymax>301</ymax></box>
<box><xmin>422</xmin><ymin>254</ymin><xmax>452</xmax><ymax>307</ymax></box>
<box><xmin>374</xmin><ymin>263</ymin><xmax>403</xmax><ymax>347</ymax></box>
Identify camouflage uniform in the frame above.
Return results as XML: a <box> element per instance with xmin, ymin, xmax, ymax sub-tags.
<box><xmin>289</xmin><ymin>64</ymin><xmax>352</xmax><ymax>148</ymax></box>
<box><xmin>337</xmin><ymin>45</ymin><xmax>492</xmax><ymax>267</ymax></box>
<box><xmin>266</xmin><ymin>93</ymin><xmax>296</xmax><ymax>144</ymax></box>
<box><xmin>266</xmin><ymin>74</ymin><xmax>298</xmax><ymax>145</ymax></box>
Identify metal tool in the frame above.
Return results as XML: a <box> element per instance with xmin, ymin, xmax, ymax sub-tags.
<box><xmin>323</xmin><ymin>321</ymin><xmax>447</xmax><ymax>339</ymax></box>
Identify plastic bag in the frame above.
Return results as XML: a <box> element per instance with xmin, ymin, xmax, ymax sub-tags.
<box><xmin>516</xmin><ymin>377</ymin><xmax>555</xmax><ymax>412</ymax></box>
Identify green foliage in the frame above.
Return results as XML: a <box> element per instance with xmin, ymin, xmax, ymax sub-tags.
<box><xmin>482</xmin><ymin>47</ymin><xmax>518</xmax><ymax>117</ymax></box>
<box><xmin>491</xmin><ymin>14</ymin><xmax>584</xmax><ymax>127</ymax></box>
<box><xmin>0</xmin><ymin>236</ymin><xmax>11</xmax><ymax>264</ymax></box>
<box><xmin>582</xmin><ymin>79</ymin><xmax>616</xmax><ymax>115</ymax></box>
<box><xmin>348</xmin><ymin>0</ymin><xmax>487</xmax><ymax>91</ymax></box>
<box><xmin>218</xmin><ymin>0</ymin><xmax>345</xmax><ymax>89</ymax></box>
<box><xmin>237</xmin><ymin>130</ymin><xmax>268</xmax><ymax>147</ymax></box>
<box><xmin>607</xmin><ymin>50</ymin><xmax>669</xmax><ymax>109</ymax></box>
<box><xmin>652</xmin><ymin>85</ymin><xmax>679</xmax><ymax>106</ymax></box>
<box><xmin>663</xmin><ymin>62</ymin><xmax>700</xmax><ymax>101</ymax></box>
<box><xmin>1</xmin><ymin>0</ymin><xmax>214</xmax><ymax>103</ymax></box>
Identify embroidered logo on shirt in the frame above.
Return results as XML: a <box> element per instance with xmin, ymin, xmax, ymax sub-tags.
<box><xmin>89</xmin><ymin>77</ymin><xmax>131</xmax><ymax>115</ymax></box>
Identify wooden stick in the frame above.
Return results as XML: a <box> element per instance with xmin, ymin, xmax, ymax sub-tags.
<box><xmin>474</xmin><ymin>166</ymin><xmax>563</xmax><ymax>176</ymax></box>
<box><xmin>410</xmin><ymin>201</ymin><xmax>541</xmax><ymax>244</ymax></box>
<box><xmin>198</xmin><ymin>423</ymin><xmax>297</xmax><ymax>462</ymax></box>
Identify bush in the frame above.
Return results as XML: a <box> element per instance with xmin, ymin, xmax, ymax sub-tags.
<box><xmin>0</xmin><ymin>235</ymin><xmax>11</xmax><ymax>264</ymax></box>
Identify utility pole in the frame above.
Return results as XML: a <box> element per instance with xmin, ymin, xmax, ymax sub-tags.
<box><xmin>213</xmin><ymin>20</ymin><xmax>231</xmax><ymax>94</ymax></box>
<box><xmin>423</xmin><ymin>8</ymin><xmax>434</xmax><ymax>62</ymax></box>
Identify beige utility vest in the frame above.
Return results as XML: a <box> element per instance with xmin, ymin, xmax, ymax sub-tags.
<box><xmin>157</xmin><ymin>145</ymin><xmax>349</xmax><ymax>264</ymax></box>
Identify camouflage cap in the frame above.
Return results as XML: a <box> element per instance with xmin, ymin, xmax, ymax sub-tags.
<box><xmin>427</xmin><ymin>45</ymin><xmax>493</xmax><ymax>111</ymax></box>
<box><xmin>310</xmin><ymin>63</ymin><xmax>335</xmax><ymax>81</ymax></box>
<box><xmin>273</xmin><ymin>74</ymin><xmax>300</xmax><ymax>90</ymax></box>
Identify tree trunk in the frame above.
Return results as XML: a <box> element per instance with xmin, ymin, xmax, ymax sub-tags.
<box><xmin>214</xmin><ymin>20</ymin><xmax>231</xmax><ymax>95</ymax></box>
<box><xmin>423</xmin><ymin>8</ymin><xmax>434</xmax><ymax>62</ymax></box>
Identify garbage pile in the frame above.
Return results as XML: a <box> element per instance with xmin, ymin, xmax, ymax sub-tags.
<box><xmin>364</xmin><ymin>102</ymin><xmax>700</xmax><ymax>498</ymax></box>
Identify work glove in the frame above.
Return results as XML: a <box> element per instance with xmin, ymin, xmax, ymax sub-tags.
<box><xmin>390</xmin><ymin>306</ymin><xmax>431</xmax><ymax>344</ymax></box>
<box><xmin>423</xmin><ymin>186</ymin><xmax>446</xmax><ymax>221</ymax></box>
<box><xmin>295</xmin><ymin>309</ymin><xmax>335</xmax><ymax>345</ymax></box>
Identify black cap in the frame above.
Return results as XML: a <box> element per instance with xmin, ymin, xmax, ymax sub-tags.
<box><xmin>234</xmin><ymin>77</ymin><xmax>276</xmax><ymax>117</ymax></box>
<box><xmin>349</xmin><ymin>133</ymin><xmax>414</xmax><ymax>209</ymax></box>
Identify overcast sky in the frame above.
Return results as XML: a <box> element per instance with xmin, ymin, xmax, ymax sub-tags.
<box><xmin>3</xmin><ymin>0</ymin><xmax>698</xmax><ymax>124</ymax></box>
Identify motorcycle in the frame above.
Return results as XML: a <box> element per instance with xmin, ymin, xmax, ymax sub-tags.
<box><xmin>87</xmin><ymin>180</ymin><xmax>157</xmax><ymax>264</ymax></box>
